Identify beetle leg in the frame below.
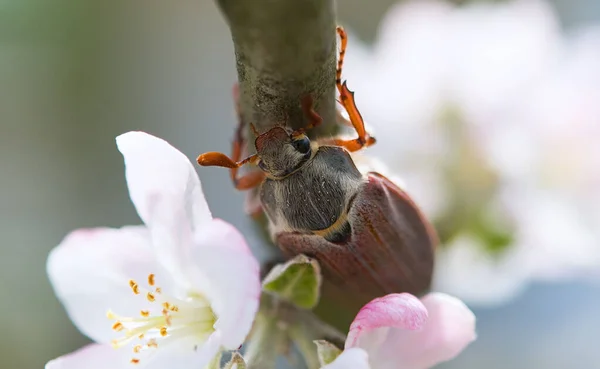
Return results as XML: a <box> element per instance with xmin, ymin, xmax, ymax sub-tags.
<box><xmin>291</xmin><ymin>95</ymin><xmax>323</xmax><ymax>137</ymax></box>
<box><xmin>335</xmin><ymin>26</ymin><xmax>375</xmax><ymax>148</ymax></box>
<box><xmin>196</xmin><ymin>84</ymin><xmax>265</xmax><ymax>191</ymax></box>
<box><xmin>321</xmin><ymin>136</ymin><xmax>377</xmax><ymax>153</ymax></box>
<box><xmin>335</xmin><ymin>26</ymin><xmax>348</xmax><ymax>94</ymax></box>
<box><xmin>337</xmin><ymin>81</ymin><xmax>372</xmax><ymax>147</ymax></box>
<box><xmin>234</xmin><ymin>171</ymin><xmax>266</xmax><ymax>190</ymax></box>
<box><xmin>300</xmin><ymin>94</ymin><xmax>323</xmax><ymax>130</ymax></box>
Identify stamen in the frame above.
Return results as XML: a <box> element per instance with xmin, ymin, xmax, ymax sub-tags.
<box><xmin>108</xmin><ymin>273</ymin><xmax>217</xmax><ymax>364</ymax></box>
<box><xmin>129</xmin><ymin>280</ymin><xmax>140</xmax><ymax>295</ymax></box>
<box><xmin>148</xmin><ymin>274</ymin><xmax>155</xmax><ymax>286</ymax></box>
<box><xmin>112</xmin><ymin>336</ymin><xmax>135</xmax><ymax>349</ymax></box>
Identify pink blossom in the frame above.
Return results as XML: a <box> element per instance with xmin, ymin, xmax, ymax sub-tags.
<box><xmin>324</xmin><ymin>293</ymin><xmax>476</xmax><ymax>369</ymax></box>
<box><xmin>45</xmin><ymin>132</ymin><xmax>261</xmax><ymax>368</ymax></box>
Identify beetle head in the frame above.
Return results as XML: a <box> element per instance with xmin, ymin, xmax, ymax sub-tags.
<box><xmin>254</xmin><ymin>126</ymin><xmax>312</xmax><ymax>178</ymax></box>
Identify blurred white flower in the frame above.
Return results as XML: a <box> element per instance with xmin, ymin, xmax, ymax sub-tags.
<box><xmin>342</xmin><ymin>0</ymin><xmax>600</xmax><ymax>305</ymax></box>
<box><xmin>46</xmin><ymin>132</ymin><xmax>261</xmax><ymax>368</ymax></box>
<box><xmin>322</xmin><ymin>293</ymin><xmax>476</xmax><ymax>369</ymax></box>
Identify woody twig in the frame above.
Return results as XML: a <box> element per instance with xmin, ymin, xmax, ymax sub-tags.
<box><xmin>216</xmin><ymin>0</ymin><xmax>338</xmax><ymax>137</ymax></box>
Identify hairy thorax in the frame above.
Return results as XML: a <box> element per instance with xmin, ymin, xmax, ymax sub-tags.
<box><xmin>260</xmin><ymin>145</ymin><xmax>365</xmax><ymax>238</ymax></box>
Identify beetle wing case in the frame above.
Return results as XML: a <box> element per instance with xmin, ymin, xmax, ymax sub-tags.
<box><xmin>276</xmin><ymin>172</ymin><xmax>436</xmax><ymax>322</ymax></box>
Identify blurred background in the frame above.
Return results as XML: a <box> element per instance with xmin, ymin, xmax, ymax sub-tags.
<box><xmin>1</xmin><ymin>0</ymin><xmax>600</xmax><ymax>368</ymax></box>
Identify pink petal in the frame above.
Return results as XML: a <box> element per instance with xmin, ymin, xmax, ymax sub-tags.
<box><xmin>116</xmin><ymin>131</ymin><xmax>212</xmax><ymax>284</ymax></box>
<box><xmin>345</xmin><ymin>293</ymin><xmax>428</xmax><ymax>349</ymax></box>
<box><xmin>45</xmin><ymin>344</ymin><xmax>129</xmax><ymax>369</ymax></box>
<box><xmin>188</xmin><ymin>219</ymin><xmax>261</xmax><ymax>349</ymax></box>
<box><xmin>322</xmin><ymin>348</ymin><xmax>371</xmax><ymax>369</ymax></box>
<box><xmin>370</xmin><ymin>293</ymin><xmax>476</xmax><ymax>369</ymax></box>
<box><xmin>47</xmin><ymin>226</ymin><xmax>157</xmax><ymax>343</ymax></box>
<box><xmin>46</xmin><ymin>342</ymin><xmax>220</xmax><ymax>369</ymax></box>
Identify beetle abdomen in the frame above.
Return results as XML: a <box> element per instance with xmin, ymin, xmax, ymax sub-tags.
<box><xmin>275</xmin><ymin>172</ymin><xmax>437</xmax><ymax>325</ymax></box>
<box><xmin>260</xmin><ymin>146</ymin><xmax>363</xmax><ymax>234</ymax></box>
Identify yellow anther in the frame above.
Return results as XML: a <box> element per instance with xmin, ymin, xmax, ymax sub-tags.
<box><xmin>129</xmin><ymin>280</ymin><xmax>140</xmax><ymax>295</ymax></box>
<box><xmin>109</xmin><ymin>275</ymin><xmax>215</xmax><ymax>361</ymax></box>
<box><xmin>148</xmin><ymin>274</ymin><xmax>155</xmax><ymax>286</ymax></box>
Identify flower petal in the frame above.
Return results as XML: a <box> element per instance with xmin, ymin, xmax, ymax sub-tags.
<box><xmin>370</xmin><ymin>293</ymin><xmax>476</xmax><ymax>369</ymax></box>
<box><xmin>46</xmin><ymin>344</ymin><xmax>129</xmax><ymax>369</ymax></box>
<box><xmin>46</xmin><ymin>343</ymin><xmax>219</xmax><ymax>369</ymax></box>
<box><xmin>116</xmin><ymin>131</ymin><xmax>211</xmax><ymax>285</ymax></box>
<box><xmin>322</xmin><ymin>348</ymin><xmax>371</xmax><ymax>369</ymax></box>
<box><xmin>345</xmin><ymin>293</ymin><xmax>428</xmax><ymax>349</ymax></box>
<box><xmin>47</xmin><ymin>226</ymin><xmax>156</xmax><ymax>343</ymax></box>
<box><xmin>188</xmin><ymin>219</ymin><xmax>261</xmax><ymax>349</ymax></box>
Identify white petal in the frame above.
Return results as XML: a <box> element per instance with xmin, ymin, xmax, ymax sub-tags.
<box><xmin>116</xmin><ymin>131</ymin><xmax>212</xmax><ymax>285</ymax></box>
<box><xmin>47</xmin><ymin>226</ymin><xmax>156</xmax><ymax>343</ymax></box>
<box><xmin>188</xmin><ymin>219</ymin><xmax>261</xmax><ymax>349</ymax></box>
<box><xmin>322</xmin><ymin>348</ymin><xmax>370</xmax><ymax>369</ymax></box>
<box><xmin>46</xmin><ymin>344</ymin><xmax>130</xmax><ymax>369</ymax></box>
<box><xmin>46</xmin><ymin>343</ymin><xmax>220</xmax><ymax>369</ymax></box>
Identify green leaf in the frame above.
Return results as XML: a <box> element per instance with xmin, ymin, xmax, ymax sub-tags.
<box><xmin>262</xmin><ymin>254</ymin><xmax>322</xmax><ymax>309</ymax></box>
<box><xmin>313</xmin><ymin>340</ymin><xmax>342</xmax><ymax>366</ymax></box>
<box><xmin>223</xmin><ymin>352</ymin><xmax>247</xmax><ymax>369</ymax></box>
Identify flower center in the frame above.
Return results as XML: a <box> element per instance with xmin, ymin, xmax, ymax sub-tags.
<box><xmin>107</xmin><ymin>274</ymin><xmax>216</xmax><ymax>364</ymax></box>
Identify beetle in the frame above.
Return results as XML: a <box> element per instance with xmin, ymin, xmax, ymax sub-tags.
<box><xmin>197</xmin><ymin>27</ymin><xmax>436</xmax><ymax>315</ymax></box>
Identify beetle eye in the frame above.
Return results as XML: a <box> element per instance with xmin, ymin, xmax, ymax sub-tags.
<box><xmin>292</xmin><ymin>136</ymin><xmax>311</xmax><ymax>154</ymax></box>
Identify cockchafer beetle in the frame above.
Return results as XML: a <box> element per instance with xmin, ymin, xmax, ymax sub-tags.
<box><xmin>197</xmin><ymin>27</ymin><xmax>437</xmax><ymax>315</ymax></box>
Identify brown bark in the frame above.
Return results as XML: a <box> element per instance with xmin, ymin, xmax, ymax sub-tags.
<box><xmin>216</xmin><ymin>0</ymin><xmax>338</xmax><ymax>136</ymax></box>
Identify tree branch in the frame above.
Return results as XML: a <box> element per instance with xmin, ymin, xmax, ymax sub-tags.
<box><xmin>217</xmin><ymin>0</ymin><xmax>338</xmax><ymax>136</ymax></box>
